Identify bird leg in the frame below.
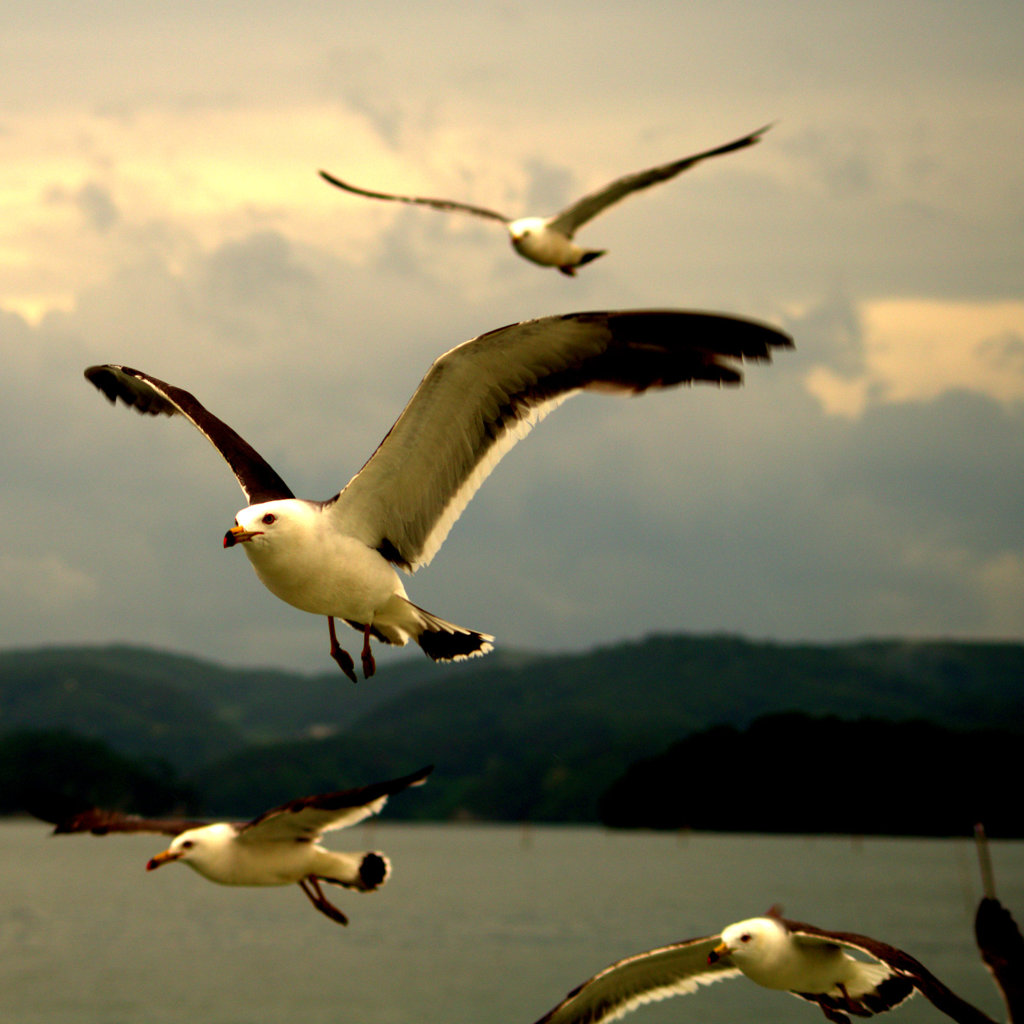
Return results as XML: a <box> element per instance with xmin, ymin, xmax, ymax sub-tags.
<box><xmin>327</xmin><ymin>617</ymin><xmax>358</xmax><ymax>683</ymax></box>
<box><xmin>360</xmin><ymin>623</ymin><xmax>376</xmax><ymax>679</ymax></box>
<box><xmin>814</xmin><ymin>1000</ymin><xmax>851</xmax><ymax>1024</ymax></box>
<box><xmin>298</xmin><ymin>877</ymin><xmax>349</xmax><ymax>926</ymax></box>
<box><xmin>835</xmin><ymin>985</ymin><xmax>870</xmax><ymax>1017</ymax></box>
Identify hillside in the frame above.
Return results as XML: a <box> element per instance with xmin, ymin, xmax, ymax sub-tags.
<box><xmin>190</xmin><ymin>634</ymin><xmax>1024</xmax><ymax>821</ymax></box>
<box><xmin>2</xmin><ymin>634</ymin><xmax>1024</xmax><ymax>827</ymax></box>
<box><xmin>598</xmin><ymin>712</ymin><xmax>1023</xmax><ymax>836</ymax></box>
<box><xmin>0</xmin><ymin>643</ymin><xmax>446</xmax><ymax>767</ymax></box>
<box><xmin>3</xmin><ymin>633</ymin><xmax>1018</xmax><ymax>828</ymax></box>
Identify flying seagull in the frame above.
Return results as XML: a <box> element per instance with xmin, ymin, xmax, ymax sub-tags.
<box><xmin>84</xmin><ymin>308</ymin><xmax>791</xmax><ymax>680</ymax></box>
<box><xmin>44</xmin><ymin>765</ymin><xmax>433</xmax><ymax>926</ymax></box>
<box><xmin>531</xmin><ymin>911</ymin><xmax>996</xmax><ymax>1024</ymax></box>
<box><xmin>319</xmin><ymin>124</ymin><xmax>770</xmax><ymax>275</ymax></box>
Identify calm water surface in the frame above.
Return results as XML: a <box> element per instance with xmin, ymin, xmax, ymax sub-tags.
<box><xmin>2</xmin><ymin>821</ymin><xmax>1020</xmax><ymax>1024</ymax></box>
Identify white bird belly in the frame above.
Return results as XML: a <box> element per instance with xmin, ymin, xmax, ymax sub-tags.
<box><xmin>744</xmin><ymin>945</ymin><xmax>852</xmax><ymax>993</ymax></box>
<box><xmin>244</xmin><ymin>530</ymin><xmax>403</xmax><ymax>623</ymax></box>
<box><xmin>187</xmin><ymin>840</ymin><xmax>315</xmax><ymax>887</ymax></box>
<box><xmin>508</xmin><ymin>219</ymin><xmax>583</xmax><ymax>267</ymax></box>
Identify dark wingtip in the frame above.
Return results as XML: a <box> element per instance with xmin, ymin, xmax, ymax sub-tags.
<box><xmin>319</xmin><ymin>169</ymin><xmax>347</xmax><ymax>190</ymax></box>
<box><xmin>83</xmin><ymin>364</ymin><xmax>120</xmax><ymax>404</ymax></box>
<box><xmin>359</xmin><ymin>852</ymin><xmax>389</xmax><ymax>889</ymax></box>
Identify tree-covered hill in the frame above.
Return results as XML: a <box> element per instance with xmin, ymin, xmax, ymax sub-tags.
<box><xmin>189</xmin><ymin>634</ymin><xmax>1023</xmax><ymax>824</ymax></box>
<box><xmin>2</xmin><ymin>634</ymin><xmax>1021</xmax><ymax>830</ymax></box>
<box><xmin>0</xmin><ymin>643</ymin><xmax>445</xmax><ymax>767</ymax></box>
<box><xmin>598</xmin><ymin>712</ymin><xmax>1022</xmax><ymax>837</ymax></box>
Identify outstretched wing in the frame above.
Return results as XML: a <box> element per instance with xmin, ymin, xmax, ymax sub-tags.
<box><xmin>975</xmin><ymin>897</ymin><xmax>1024</xmax><ymax>1022</ymax></box>
<box><xmin>44</xmin><ymin>807</ymin><xmax>205</xmax><ymax>837</ymax></box>
<box><xmin>319</xmin><ymin>170</ymin><xmax>510</xmax><ymax>223</ymax></box>
<box><xmin>84</xmin><ymin>364</ymin><xmax>294</xmax><ymax>505</ymax></box>
<box><xmin>786</xmin><ymin>919</ymin><xmax>997</xmax><ymax>1024</ymax></box>
<box><xmin>237</xmin><ymin>765</ymin><xmax>434</xmax><ymax>842</ymax></box>
<box><xmin>532</xmin><ymin>936</ymin><xmax>739</xmax><ymax>1024</ymax></box>
<box><xmin>547</xmin><ymin>124</ymin><xmax>771</xmax><ymax>237</ymax></box>
<box><xmin>330</xmin><ymin>308</ymin><xmax>792</xmax><ymax>572</ymax></box>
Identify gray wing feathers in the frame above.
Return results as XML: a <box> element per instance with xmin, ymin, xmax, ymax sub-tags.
<box><xmin>319</xmin><ymin>170</ymin><xmax>510</xmax><ymax>223</ymax></box>
<box><xmin>238</xmin><ymin>766</ymin><xmax>433</xmax><ymax>843</ymax></box>
<box><xmin>330</xmin><ymin>309</ymin><xmax>791</xmax><ymax>572</ymax></box>
<box><xmin>548</xmin><ymin>124</ymin><xmax>771</xmax><ymax>237</ymax></box>
<box><xmin>532</xmin><ymin>938</ymin><xmax>739</xmax><ymax>1024</ymax></box>
<box><xmin>45</xmin><ymin>808</ymin><xmax>205</xmax><ymax>837</ymax></box>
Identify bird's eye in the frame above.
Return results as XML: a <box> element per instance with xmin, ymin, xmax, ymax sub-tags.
<box><xmin>740</xmin><ymin>933</ymin><xmax>751</xmax><ymax>943</ymax></box>
<box><xmin>261</xmin><ymin>513</ymin><xmax>276</xmax><ymax>525</ymax></box>
<box><xmin>180</xmin><ymin>840</ymin><xmax>194</xmax><ymax>850</ymax></box>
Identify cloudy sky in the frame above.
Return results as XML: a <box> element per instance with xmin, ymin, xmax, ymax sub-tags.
<box><xmin>3</xmin><ymin>1</ymin><xmax>1023</xmax><ymax>672</ymax></box>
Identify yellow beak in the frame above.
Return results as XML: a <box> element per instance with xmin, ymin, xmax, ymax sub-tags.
<box><xmin>707</xmin><ymin>940</ymin><xmax>730</xmax><ymax>964</ymax></box>
<box><xmin>223</xmin><ymin>524</ymin><xmax>259</xmax><ymax>548</ymax></box>
<box><xmin>146</xmin><ymin>848</ymin><xmax>183</xmax><ymax>871</ymax></box>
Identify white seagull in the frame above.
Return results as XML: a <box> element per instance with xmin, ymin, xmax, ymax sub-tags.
<box><xmin>319</xmin><ymin>125</ymin><xmax>770</xmax><ymax>275</ymax></box>
<box><xmin>45</xmin><ymin>765</ymin><xmax>433</xmax><ymax>926</ymax></box>
<box><xmin>84</xmin><ymin>308</ymin><xmax>791</xmax><ymax>680</ymax></box>
<box><xmin>530</xmin><ymin>911</ymin><xmax>997</xmax><ymax>1024</ymax></box>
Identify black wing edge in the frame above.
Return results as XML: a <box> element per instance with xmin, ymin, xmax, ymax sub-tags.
<box><xmin>83</xmin><ymin>364</ymin><xmax>295</xmax><ymax>505</ymax></box>
<box><xmin>670</xmin><ymin>122</ymin><xmax>774</xmax><ymax>168</ymax></box>
<box><xmin>464</xmin><ymin>308</ymin><xmax>792</xmax><ymax>394</ymax></box>
<box><xmin>556</xmin><ymin>309</ymin><xmax>793</xmax><ymax>392</ymax></box>
<box><xmin>318</xmin><ymin>169</ymin><xmax>509</xmax><ymax>223</ymax></box>
<box><xmin>244</xmin><ymin>765</ymin><xmax>435</xmax><ymax>828</ymax></box>
<box><xmin>975</xmin><ymin>898</ymin><xmax>1024</xmax><ymax>1022</ymax></box>
<box><xmin>40</xmin><ymin>807</ymin><xmax>205</xmax><ymax>837</ymax></box>
<box><xmin>784</xmin><ymin>918</ymin><xmax>998</xmax><ymax>1024</ymax></box>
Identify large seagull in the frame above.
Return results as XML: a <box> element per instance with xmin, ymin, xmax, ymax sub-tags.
<box><xmin>531</xmin><ymin>911</ymin><xmax>996</xmax><ymax>1024</ymax></box>
<box><xmin>85</xmin><ymin>309</ymin><xmax>791</xmax><ymax>680</ymax></box>
<box><xmin>43</xmin><ymin>766</ymin><xmax>432</xmax><ymax>926</ymax></box>
<box><xmin>320</xmin><ymin>125</ymin><xmax>770</xmax><ymax>275</ymax></box>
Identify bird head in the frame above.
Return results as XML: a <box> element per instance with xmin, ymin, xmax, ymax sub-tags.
<box><xmin>224</xmin><ymin>499</ymin><xmax>309</xmax><ymax>549</ymax></box>
<box><xmin>508</xmin><ymin>216</ymin><xmax>546</xmax><ymax>242</ymax></box>
<box><xmin>709</xmin><ymin>917</ymin><xmax>784</xmax><ymax>966</ymax></box>
<box><xmin>146</xmin><ymin>823</ymin><xmax>231</xmax><ymax>876</ymax></box>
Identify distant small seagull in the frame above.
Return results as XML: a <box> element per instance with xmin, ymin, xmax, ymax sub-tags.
<box><xmin>319</xmin><ymin>124</ymin><xmax>770</xmax><ymax>275</ymax></box>
<box><xmin>44</xmin><ymin>765</ymin><xmax>433</xmax><ymax>926</ymax></box>
<box><xmin>84</xmin><ymin>309</ymin><xmax>790</xmax><ymax>680</ymax></box>
<box><xmin>531</xmin><ymin>911</ymin><xmax>996</xmax><ymax>1024</ymax></box>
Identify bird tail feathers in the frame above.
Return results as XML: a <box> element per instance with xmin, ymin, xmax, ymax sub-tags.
<box><xmin>319</xmin><ymin>851</ymin><xmax>391</xmax><ymax>891</ymax></box>
<box><xmin>407</xmin><ymin>601</ymin><xmax>494</xmax><ymax>662</ymax></box>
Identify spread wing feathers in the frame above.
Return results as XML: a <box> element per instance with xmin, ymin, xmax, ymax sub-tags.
<box><xmin>237</xmin><ymin>765</ymin><xmax>434</xmax><ymax>843</ymax></box>
<box><xmin>330</xmin><ymin>309</ymin><xmax>792</xmax><ymax>572</ymax></box>
<box><xmin>319</xmin><ymin>169</ymin><xmax>510</xmax><ymax>223</ymax></box>
<box><xmin>532</xmin><ymin>936</ymin><xmax>741</xmax><ymax>1024</ymax></box>
<box><xmin>784</xmin><ymin>920</ymin><xmax>997</xmax><ymax>1024</ymax></box>
<box><xmin>84</xmin><ymin>364</ymin><xmax>295</xmax><ymax>506</ymax></box>
<box><xmin>45</xmin><ymin>807</ymin><xmax>206</xmax><ymax>837</ymax></box>
<box><xmin>547</xmin><ymin>124</ymin><xmax>771</xmax><ymax>237</ymax></box>
<box><xmin>975</xmin><ymin>897</ymin><xmax>1024</xmax><ymax>1024</ymax></box>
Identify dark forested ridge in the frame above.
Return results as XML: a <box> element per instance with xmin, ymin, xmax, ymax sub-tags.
<box><xmin>2</xmin><ymin>634</ymin><xmax>1021</xmax><ymax>833</ymax></box>
<box><xmin>598</xmin><ymin>713</ymin><xmax>1023</xmax><ymax>837</ymax></box>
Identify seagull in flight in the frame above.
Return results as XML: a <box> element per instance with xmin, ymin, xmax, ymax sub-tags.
<box><xmin>85</xmin><ymin>308</ymin><xmax>790</xmax><ymax>680</ymax></box>
<box><xmin>320</xmin><ymin>124</ymin><xmax>770</xmax><ymax>275</ymax></box>
<box><xmin>531</xmin><ymin>910</ymin><xmax>996</xmax><ymax>1024</ymax></box>
<box><xmin>43</xmin><ymin>766</ymin><xmax>433</xmax><ymax>926</ymax></box>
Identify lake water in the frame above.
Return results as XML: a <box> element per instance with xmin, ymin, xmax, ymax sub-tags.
<box><xmin>1</xmin><ymin>821</ymin><xmax>1020</xmax><ymax>1024</ymax></box>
